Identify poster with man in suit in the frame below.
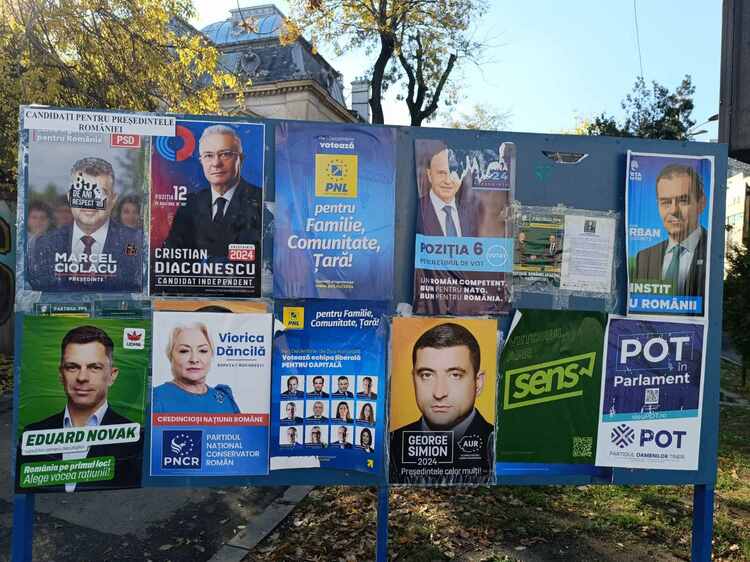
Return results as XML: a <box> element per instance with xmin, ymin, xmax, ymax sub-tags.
<box><xmin>150</xmin><ymin>120</ymin><xmax>265</xmax><ymax>296</ymax></box>
<box><xmin>626</xmin><ymin>152</ymin><xmax>714</xmax><ymax>316</ymax></box>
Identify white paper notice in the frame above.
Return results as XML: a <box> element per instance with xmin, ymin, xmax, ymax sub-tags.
<box><xmin>22</xmin><ymin>108</ymin><xmax>175</xmax><ymax>136</ymax></box>
<box><xmin>560</xmin><ymin>215</ymin><xmax>615</xmax><ymax>293</ymax></box>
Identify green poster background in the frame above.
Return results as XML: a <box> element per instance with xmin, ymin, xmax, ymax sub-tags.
<box><xmin>17</xmin><ymin>316</ymin><xmax>150</xmax><ymax>436</ymax></box>
<box><xmin>496</xmin><ymin>309</ymin><xmax>606</xmax><ymax>464</ymax></box>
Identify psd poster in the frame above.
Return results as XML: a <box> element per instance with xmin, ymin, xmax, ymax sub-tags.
<box><xmin>15</xmin><ymin>316</ymin><xmax>149</xmax><ymax>492</ymax></box>
<box><xmin>273</xmin><ymin>122</ymin><xmax>396</xmax><ymax>300</ymax></box>
<box><xmin>626</xmin><ymin>152</ymin><xmax>713</xmax><ymax>316</ymax></box>
<box><xmin>497</xmin><ymin>309</ymin><xmax>606</xmax><ymax>464</ymax></box>
<box><xmin>150</xmin><ymin>119</ymin><xmax>265</xmax><ymax>297</ymax></box>
<box><xmin>270</xmin><ymin>301</ymin><xmax>387</xmax><ymax>472</ymax></box>
<box><xmin>389</xmin><ymin>317</ymin><xmax>497</xmax><ymax>485</ymax></box>
<box><xmin>150</xmin><ymin>310</ymin><xmax>272</xmax><ymax>476</ymax></box>
<box><xmin>21</xmin><ymin>108</ymin><xmax>164</xmax><ymax>293</ymax></box>
<box><xmin>513</xmin><ymin>211</ymin><xmax>564</xmax><ymax>289</ymax></box>
<box><xmin>595</xmin><ymin>317</ymin><xmax>705</xmax><ymax>471</ymax></box>
<box><xmin>413</xmin><ymin>139</ymin><xmax>515</xmax><ymax>315</ymax></box>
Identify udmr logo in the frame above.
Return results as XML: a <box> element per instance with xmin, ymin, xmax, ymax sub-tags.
<box><xmin>610</xmin><ymin>424</ymin><xmax>635</xmax><ymax>448</ymax></box>
<box><xmin>315</xmin><ymin>154</ymin><xmax>358</xmax><ymax>197</ymax></box>
<box><xmin>162</xmin><ymin>430</ymin><xmax>202</xmax><ymax>469</ymax></box>
<box><xmin>503</xmin><ymin>352</ymin><xmax>596</xmax><ymax>410</ymax></box>
<box><xmin>123</xmin><ymin>328</ymin><xmax>145</xmax><ymax>350</ymax></box>
<box><xmin>283</xmin><ymin>307</ymin><xmax>304</xmax><ymax>329</ymax></box>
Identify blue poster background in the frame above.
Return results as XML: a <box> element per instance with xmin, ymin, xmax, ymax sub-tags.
<box><xmin>273</xmin><ymin>123</ymin><xmax>396</xmax><ymax>300</ymax></box>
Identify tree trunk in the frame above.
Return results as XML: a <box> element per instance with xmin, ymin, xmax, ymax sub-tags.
<box><xmin>369</xmin><ymin>32</ymin><xmax>394</xmax><ymax>124</ymax></box>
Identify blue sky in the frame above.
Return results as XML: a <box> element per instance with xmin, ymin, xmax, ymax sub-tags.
<box><xmin>193</xmin><ymin>1</ymin><xmax>721</xmax><ymax>138</ymax></box>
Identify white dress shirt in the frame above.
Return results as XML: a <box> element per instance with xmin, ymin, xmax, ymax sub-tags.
<box><xmin>428</xmin><ymin>189</ymin><xmax>462</xmax><ymax>236</ymax></box>
<box><xmin>62</xmin><ymin>401</ymin><xmax>109</xmax><ymax>492</ymax></box>
<box><xmin>71</xmin><ymin>221</ymin><xmax>109</xmax><ymax>256</ymax></box>
<box><xmin>211</xmin><ymin>182</ymin><xmax>238</xmax><ymax>219</ymax></box>
<box><xmin>661</xmin><ymin>227</ymin><xmax>703</xmax><ymax>292</ymax></box>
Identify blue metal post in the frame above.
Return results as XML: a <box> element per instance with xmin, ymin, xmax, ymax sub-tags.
<box><xmin>691</xmin><ymin>484</ymin><xmax>714</xmax><ymax>562</ymax></box>
<box><xmin>376</xmin><ymin>486</ymin><xmax>389</xmax><ymax>562</ymax></box>
<box><xmin>11</xmin><ymin>493</ymin><xmax>35</xmax><ymax>562</ymax></box>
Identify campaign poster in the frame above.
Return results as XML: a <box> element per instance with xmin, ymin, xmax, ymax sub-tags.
<box><xmin>595</xmin><ymin>317</ymin><xmax>705</xmax><ymax>471</ymax></box>
<box><xmin>413</xmin><ymin>139</ymin><xmax>515</xmax><ymax>316</ymax></box>
<box><xmin>513</xmin><ymin>210</ymin><xmax>564</xmax><ymax>290</ymax></box>
<box><xmin>20</xmin><ymin>108</ymin><xmax>163</xmax><ymax>293</ymax></box>
<box><xmin>150</xmin><ymin>119</ymin><xmax>265</xmax><ymax>297</ymax></box>
<box><xmin>152</xmin><ymin>299</ymin><xmax>268</xmax><ymax>313</ymax></box>
<box><xmin>497</xmin><ymin>309</ymin><xmax>606</xmax><ymax>464</ymax></box>
<box><xmin>150</xmin><ymin>310</ymin><xmax>272</xmax><ymax>476</ymax></box>
<box><xmin>273</xmin><ymin>122</ymin><xmax>396</xmax><ymax>300</ymax></box>
<box><xmin>389</xmin><ymin>317</ymin><xmax>497</xmax><ymax>485</ymax></box>
<box><xmin>626</xmin><ymin>152</ymin><xmax>714</xmax><ymax>316</ymax></box>
<box><xmin>270</xmin><ymin>301</ymin><xmax>387</xmax><ymax>473</ymax></box>
<box><xmin>15</xmin><ymin>316</ymin><xmax>149</xmax><ymax>492</ymax></box>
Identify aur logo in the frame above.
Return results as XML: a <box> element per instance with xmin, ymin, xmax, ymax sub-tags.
<box><xmin>162</xmin><ymin>430</ymin><xmax>202</xmax><ymax>469</ymax></box>
<box><xmin>283</xmin><ymin>307</ymin><xmax>304</xmax><ymax>329</ymax></box>
<box><xmin>123</xmin><ymin>328</ymin><xmax>145</xmax><ymax>350</ymax></box>
<box><xmin>503</xmin><ymin>352</ymin><xmax>597</xmax><ymax>410</ymax></box>
<box><xmin>155</xmin><ymin>124</ymin><xmax>196</xmax><ymax>162</ymax></box>
<box><xmin>315</xmin><ymin>154</ymin><xmax>358</xmax><ymax>197</ymax></box>
<box><xmin>457</xmin><ymin>433</ymin><xmax>482</xmax><ymax>454</ymax></box>
<box><xmin>610</xmin><ymin>424</ymin><xmax>635</xmax><ymax>449</ymax></box>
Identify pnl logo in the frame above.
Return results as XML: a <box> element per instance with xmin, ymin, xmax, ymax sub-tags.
<box><xmin>123</xmin><ymin>328</ymin><xmax>145</xmax><ymax>350</ymax></box>
<box><xmin>610</xmin><ymin>424</ymin><xmax>635</xmax><ymax>449</ymax></box>
<box><xmin>315</xmin><ymin>154</ymin><xmax>358</xmax><ymax>197</ymax></box>
<box><xmin>283</xmin><ymin>307</ymin><xmax>304</xmax><ymax>329</ymax></box>
<box><xmin>162</xmin><ymin>430</ymin><xmax>202</xmax><ymax>469</ymax></box>
<box><xmin>155</xmin><ymin>124</ymin><xmax>196</xmax><ymax>162</ymax></box>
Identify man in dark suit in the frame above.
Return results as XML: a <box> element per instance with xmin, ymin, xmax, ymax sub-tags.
<box><xmin>28</xmin><ymin>157</ymin><xmax>142</xmax><ymax>292</ymax></box>
<box><xmin>15</xmin><ymin>325</ymin><xmax>143</xmax><ymax>492</ymax></box>
<box><xmin>632</xmin><ymin>164</ymin><xmax>708</xmax><ymax>298</ymax></box>
<box><xmin>281</xmin><ymin>401</ymin><xmax>303</xmax><ymax>424</ymax></box>
<box><xmin>331</xmin><ymin>375</ymin><xmax>354</xmax><ymax>398</ymax></box>
<box><xmin>163</xmin><ymin>124</ymin><xmax>262</xmax><ymax>264</ymax></box>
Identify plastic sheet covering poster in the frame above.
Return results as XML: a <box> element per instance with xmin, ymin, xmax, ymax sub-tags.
<box><xmin>626</xmin><ymin>152</ymin><xmax>713</xmax><ymax>317</ymax></box>
<box><xmin>497</xmin><ymin>309</ymin><xmax>606</xmax><ymax>464</ymax></box>
<box><xmin>413</xmin><ymin>139</ymin><xmax>515</xmax><ymax>315</ymax></box>
<box><xmin>150</xmin><ymin>310</ymin><xmax>272</xmax><ymax>476</ymax></box>
<box><xmin>273</xmin><ymin>122</ymin><xmax>396</xmax><ymax>300</ymax></box>
<box><xmin>21</xmin><ymin>108</ymin><xmax>162</xmax><ymax>293</ymax></box>
<box><xmin>15</xmin><ymin>316</ymin><xmax>149</xmax><ymax>492</ymax></box>
<box><xmin>595</xmin><ymin>317</ymin><xmax>705</xmax><ymax>471</ymax></box>
<box><xmin>389</xmin><ymin>317</ymin><xmax>497</xmax><ymax>485</ymax></box>
<box><xmin>150</xmin><ymin>119</ymin><xmax>265</xmax><ymax>297</ymax></box>
<box><xmin>270</xmin><ymin>301</ymin><xmax>387</xmax><ymax>472</ymax></box>
<box><xmin>513</xmin><ymin>210</ymin><xmax>564</xmax><ymax>290</ymax></box>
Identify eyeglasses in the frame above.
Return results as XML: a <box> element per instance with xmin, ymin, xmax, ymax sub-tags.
<box><xmin>199</xmin><ymin>150</ymin><xmax>239</xmax><ymax>162</ymax></box>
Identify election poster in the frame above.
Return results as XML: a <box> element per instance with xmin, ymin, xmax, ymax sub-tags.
<box><xmin>15</xmin><ymin>316</ymin><xmax>150</xmax><ymax>492</ymax></box>
<box><xmin>150</xmin><ymin>119</ymin><xmax>265</xmax><ymax>297</ymax></box>
<box><xmin>273</xmin><ymin>122</ymin><xmax>396</xmax><ymax>300</ymax></box>
<box><xmin>595</xmin><ymin>317</ymin><xmax>706</xmax><ymax>471</ymax></box>
<box><xmin>413</xmin><ymin>138</ymin><xmax>515</xmax><ymax>316</ymax></box>
<box><xmin>626</xmin><ymin>152</ymin><xmax>714</xmax><ymax>317</ymax></box>
<box><xmin>497</xmin><ymin>309</ymin><xmax>606</xmax><ymax>464</ymax></box>
<box><xmin>152</xmin><ymin>298</ymin><xmax>268</xmax><ymax>313</ymax></box>
<box><xmin>20</xmin><ymin>107</ymin><xmax>164</xmax><ymax>293</ymax></box>
<box><xmin>270</xmin><ymin>301</ymin><xmax>387</xmax><ymax>472</ymax></box>
<box><xmin>513</xmin><ymin>210</ymin><xmax>564</xmax><ymax>290</ymax></box>
<box><xmin>150</xmin><ymin>310</ymin><xmax>272</xmax><ymax>476</ymax></box>
<box><xmin>389</xmin><ymin>317</ymin><xmax>497</xmax><ymax>485</ymax></box>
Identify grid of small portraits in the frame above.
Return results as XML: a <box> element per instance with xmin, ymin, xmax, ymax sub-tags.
<box><xmin>279</xmin><ymin>374</ymin><xmax>377</xmax><ymax>452</ymax></box>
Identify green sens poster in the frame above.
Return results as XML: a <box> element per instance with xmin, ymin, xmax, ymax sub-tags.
<box><xmin>497</xmin><ymin>309</ymin><xmax>606</xmax><ymax>464</ymax></box>
<box><xmin>15</xmin><ymin>316</ymin><xmax>150</xmax><ymax>492</ymax></box>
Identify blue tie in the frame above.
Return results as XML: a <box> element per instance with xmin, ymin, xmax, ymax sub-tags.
<box><xmin>664</xmin><ymin>245</ymin><xmax>684</xmax><ymax>288</ymax></box>
<box><xmin>442</xmin><ymin>206</ymin><xmax>458</xmax><ymax>236</ymax></box>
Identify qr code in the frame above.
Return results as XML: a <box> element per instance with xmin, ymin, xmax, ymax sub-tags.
<box><xmin>644</xmin><ymin>387</ymin><xmax>660</xmax><ymax>405</ymax></box>
<box><xmin>572</xmin><ymin>436</ymin><xmax>593</xmax><ymax>458</ymax></box>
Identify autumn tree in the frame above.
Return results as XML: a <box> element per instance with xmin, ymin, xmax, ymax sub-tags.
<box><xmin>725</xmin><ymin>242</ymin><xmax>750</xmax><ymax>386</ymax></box>
<box><xmin>0</xmin><ymin>0</ymin><xmax>240</xmax><ymax>191</ymax></box>
<box><xmin>283</xmin><ymin>0</ymin><xmax>486</xmax><ymax>125</ymax></box>
<box><xmin>445</xmin><ymin>103</ymin><xmax>510</xmax><ymax>131</ymax></box>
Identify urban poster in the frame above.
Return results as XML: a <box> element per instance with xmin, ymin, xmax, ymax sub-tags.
<box><xmin>626</xmin><ymin>151</ymin><xmax>713</xmax><ymax>316</ymax></box>
<box><xmin>150</xmin><ymin>310</ymin><xmax>272</xmax><ymax>476</ymax></box>
<box><xmin>389</xmin><ymin>317</ymin><xmax>497</xmax><ymax>485</ymax></box>
<box><xmin>595</xmin><ymin>317</ymin><xmax>705</xmax><ymax>471</ymax></box>
<box><xmin>497</xmin><ymin>309</ymin><xmax>606</xmax><ymax>464</ymax></box>
<box><xmin>15</xmin><ymin>316</ymin><xmax>150</xmax><ymax>493</ymax></box>
<box><xmin>150</xmin><ymin>119</ymin><xmax>265</xmax><ymax>297</ymax></box>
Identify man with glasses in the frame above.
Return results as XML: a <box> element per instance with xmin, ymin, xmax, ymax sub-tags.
<box><xmin>163</xmin><ymin>124</ymin><xmax>263</xmax><ymax>262</ymax></box>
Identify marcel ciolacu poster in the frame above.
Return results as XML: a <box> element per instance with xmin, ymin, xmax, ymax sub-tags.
<box><xmin>150</xmin><ymin>310</ymin><xmax>272</xmax><ymax>476</ymax></box>
<box><xmin>497</xmin><ymin>309</ymin><xmax>606</xmax><ymax>464</ymax></box>
<box><xmin>15</xmin><ymin>316</ymin><xmax>149</xmax><ymax>492</ymax></box>
<box><xmin>273</xmin><ymin>122</ymin><xmax>396</xmax><ymax>300</ymax></box>
<box><xmin>270</xmin><ymin>300</ymin><xmax>387</xmax><ymax>472</ymax></box>
<box><xmin>413</xmin><ymin>138</ymin><xmax>515</xmax><ymax>315</ymax></box>
<box><xmin>595</xmin><ymin>317</ymin><xmax>706</xmax><ymax>471</ymax></box>
<box><xmin>150</xmin><ymin>119</ymin><xmax>265</xmax><ymax>297</ymax></box>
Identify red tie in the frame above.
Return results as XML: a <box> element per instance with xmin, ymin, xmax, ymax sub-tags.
<box><xmin>81</xmin><ymin>235</ymin><xmax>95</xmax><ymax>255</ymax></box>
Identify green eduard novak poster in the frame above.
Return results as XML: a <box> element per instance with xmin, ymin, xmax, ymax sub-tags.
<box><xmin>497</xmin><ymin>309</ymin><xmax>606</xmax><ymax>464</ymax></box>
<box><xmin>15</xmin><ymin>316</ymin><xmax>149</xmax><ymax>492</ymax></box>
